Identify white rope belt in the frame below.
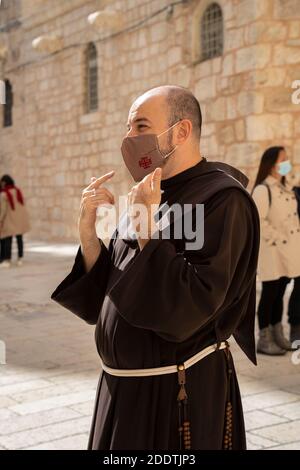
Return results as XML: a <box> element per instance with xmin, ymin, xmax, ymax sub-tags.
<box><xmin>100</xmin><ymin>341</ymin><xmax>228</xmax><ymax>377</ymax></box>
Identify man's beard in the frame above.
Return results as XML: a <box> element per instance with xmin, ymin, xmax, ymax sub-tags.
<box><xmin>159</xmin><ymin>129</ymin><xmax>175</xmax><ymax>159</ymax></box>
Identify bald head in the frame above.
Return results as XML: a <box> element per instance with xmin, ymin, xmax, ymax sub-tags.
<box><xmin>132</xmin><ymin>86</ymin><xmax>202</xmax><ymax>141</ymax></box>
<box><xmin>126</xmin><ymin>86</ymin><xmax>203</xmax><ymax>178</ymax></box>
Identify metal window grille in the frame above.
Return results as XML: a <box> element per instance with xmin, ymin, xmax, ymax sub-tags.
<box><xmin>86</xmin><ymin>43</ymin><xmax>98</xmax><ymax>112</ymax></box>
<box><xmin>201</xmin><ymin>3</ymin><xmax>223</xmax><ymax>61</ymax></box>
<box><xmin>3</xmin><ymin>80</ymin><xmax>13</xmax><ymax>127</ymax></box>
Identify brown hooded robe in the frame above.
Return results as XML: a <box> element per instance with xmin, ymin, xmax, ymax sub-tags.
<box><xmin>51</xmin><ymin>158</ymin><xmax>260</xmax><ymax>450</ymax></box>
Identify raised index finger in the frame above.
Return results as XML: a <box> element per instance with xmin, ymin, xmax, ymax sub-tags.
<box><xmin>88</xmin><ymin>171</ymin><xmax>115</xmax><ymax>190</ymax></box>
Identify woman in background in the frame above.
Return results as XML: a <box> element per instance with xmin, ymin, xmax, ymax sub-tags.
<box><xmin>0</xmin><ymin>174</ymin><xmax>30</xmax><ymax>268</ymax></box>
<box><xmin>252</xmin><ymin>147</ymin><xmax>300</xmax><ymax>355</ymax></box>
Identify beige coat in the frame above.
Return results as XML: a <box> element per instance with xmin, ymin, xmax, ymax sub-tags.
<box><xmin>0</xmin><ymin>188</ymin><xmax>30</xmax><ymax>239</ymax></box>
<box><xmin>252</xmin><ymin>175</ymin><xmax>300</xmax><ymax>282</ymax></box>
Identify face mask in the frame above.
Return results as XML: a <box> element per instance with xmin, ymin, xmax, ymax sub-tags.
<box><xmin>121</xmin><ymin>121</ymin><xmax>180</xmax><ymax>182</ymax></box>
<box><xmin>277</xmin><ymin>160</ymin><xmax>292</xmax><ymax>176</ymax></box>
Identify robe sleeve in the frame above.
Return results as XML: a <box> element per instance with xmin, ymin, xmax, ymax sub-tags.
<box><xmin>51</xmin><ymin>237</ymin><xmax>113</xmax><ymax>325</ymax></box>
<box><xmin>252</xmin><ymin>184</ymin><xmax>282</xmax><ymax>246</ymax></box>
<box><xmin>108</xmin><ymin>188</ymin><xmax>257</xmax><ymax>343</ymax></box>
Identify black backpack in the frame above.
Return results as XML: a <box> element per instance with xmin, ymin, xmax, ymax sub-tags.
<box><xmin>262</xmin><ymin>182</ymin><xmax>272</xmax><ymax>209</ymax></box>
<box><xmin>293</xmin><ymin>186</ymin><xmax>300</xmax><ymax>218</ymax></box>
<box><xmin>259</xmin><ymin>182</ymin><xmax>300</xmax><ymax>219</ymax></box>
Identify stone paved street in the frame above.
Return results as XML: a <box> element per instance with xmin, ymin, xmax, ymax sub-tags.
<box><xmin>0</xmin><ymin>240</ymin><xmax>299</xmax><ymax>450</ymax></box>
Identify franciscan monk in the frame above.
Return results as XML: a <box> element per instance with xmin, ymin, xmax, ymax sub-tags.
<box><xmin>51</xmin><ymin>85</ymin><xmax>260</xmax><ymax>450</ymax></box>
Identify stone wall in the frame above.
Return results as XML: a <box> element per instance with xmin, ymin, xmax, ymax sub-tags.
<box><xmin>0</xmin><ymin>0</ymin><xmax>299</xmax><ymax>241</ymax></box>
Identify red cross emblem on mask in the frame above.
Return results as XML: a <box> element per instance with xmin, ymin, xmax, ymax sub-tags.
<box><xmin>139</xmin><ymin>156</ymin><xmax>152</xmax><ymax>169</ymax></box>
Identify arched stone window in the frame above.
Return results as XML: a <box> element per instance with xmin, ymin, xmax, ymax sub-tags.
<box><xmin>201</xmin><ymin>3</ymin><xmax>223</xmax><ymax>61</ymax></box>
<box><xmin>86</xmin><ymin>42</ymin><xmax>98</xmax><ymax>112</ymax></box>
<box><xmin>3</xmin><ymin>79</ymin><xmax>13</xmax><ymax>127</ymax></box>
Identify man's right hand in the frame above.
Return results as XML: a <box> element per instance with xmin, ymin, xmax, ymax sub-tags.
<box><xmin>79</xmin><ymin>171</ymin><xmax>115</xmax><ymax>236</ymax></box>
<box><xmin>79</xmin><ymin>171</ymin><xmax>115</xmax><ymax>272</ymax></box>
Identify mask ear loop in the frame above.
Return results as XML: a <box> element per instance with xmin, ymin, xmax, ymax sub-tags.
<box><xmin>162</xmin><ymin>145</ymin><xmax>178</xmax><ymax>159</ymax></box>
<box><xmin>157</xmin><ymin>120</ymin><xmax>182</xmax><ymax>138</ymax></box>
<box><xmin>157</xmin><ymin>120</ymin><xmax>181</xmax><ymax>159</ymax></box>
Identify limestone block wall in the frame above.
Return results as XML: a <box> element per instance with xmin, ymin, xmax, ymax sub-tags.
<box><xmin>0</xmin><ymin>0</ymin><xmax>299</xmax><ymax>241</ymax></box>
<box><xmin>186</xmin><ymin>0</ymin><xmax>300</xmax><ymax>183</ymax></box>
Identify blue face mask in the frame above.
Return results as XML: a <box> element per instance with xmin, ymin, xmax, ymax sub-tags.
<box><xmin>277</xmin><ymin>160</ymin><xmax>292</xmax><ymax>176</ymax></box>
